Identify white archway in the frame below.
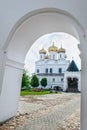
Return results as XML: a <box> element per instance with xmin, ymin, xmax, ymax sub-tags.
<box><xmin>0</xmin><ymin>8</ymin><xmax>85</xmax><ymax>129</ymax></box>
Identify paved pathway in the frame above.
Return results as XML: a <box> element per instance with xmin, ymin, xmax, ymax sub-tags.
<box><xmin>16</xmin><ymin>93</ymin><xmax>80</xmax><ymax>130</ymax></box>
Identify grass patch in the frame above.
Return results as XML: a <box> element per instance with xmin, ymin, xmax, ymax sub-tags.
<box><xmin>20</xmin><ymin>90</ymin><xmax>50</xmax><ymax>96</ymax></box>
<box><xmin>20</xmin><ymin>90</ymin><xmax>62</xmax><ymax>96</ymax></box>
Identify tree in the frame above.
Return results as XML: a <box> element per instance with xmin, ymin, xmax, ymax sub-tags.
<box><xmin>40</xmin><ymin>78</ymin><xmax>47</xmax><ymax>88</ymax></box>
<box><xmin>30</xmin><ymin>75</ymin><xmax>39</xmax><ymax>87</ymax></box>
<box><xmin>21</xmin><ymin>69</ymin><xmax>30</xmax><ymax>89</ymax></box>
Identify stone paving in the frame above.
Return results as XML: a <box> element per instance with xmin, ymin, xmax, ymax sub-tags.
<box><xmin>58</xmin><ymin>108</ymin><xmax>80</xmax><ymax>130</ymax></box>
<box><xmin>16</xmin><ymin>93</ymin><xmax>80</xmax><ymax>130</ymax></box>
<box><xmin>0</xmin><ymin>93</ymin><xmax>80</xmax><ymax>130</ymax></box>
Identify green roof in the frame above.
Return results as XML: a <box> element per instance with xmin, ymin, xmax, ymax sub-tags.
<box><xmin>67</xmin><ymin>60</ymin><xmax>79</xmax><ymax>72</ymax></box>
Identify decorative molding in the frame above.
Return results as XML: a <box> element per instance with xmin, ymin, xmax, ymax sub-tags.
<box><xmin>0</xmin><ymin>49</ymin><xmax>7</xmax><ymax>95</ymax></box>
<box><xmin>6</xmin><ymin>59</ymin><xmax>24</xmax><ymax>70</ymax></box>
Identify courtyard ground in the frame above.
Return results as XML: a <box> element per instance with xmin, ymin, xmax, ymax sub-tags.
<box><xmin>0</xmin><ymin>93</ymin><xmax>80</xmax><ymax>130</ymax></box>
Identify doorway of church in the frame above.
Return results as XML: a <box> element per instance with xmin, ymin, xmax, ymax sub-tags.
<box><xmin>67</xmin><ymin>77</ymin><xmax>78</xmax><ymax>92</ymax></box>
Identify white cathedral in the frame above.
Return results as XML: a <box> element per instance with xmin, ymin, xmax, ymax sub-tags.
<box><xmin>35</xmin><ymin>44</ymin><xmax>81</xmax><ymax>92</ymax></box>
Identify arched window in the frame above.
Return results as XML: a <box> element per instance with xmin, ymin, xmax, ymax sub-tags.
<box><xmin>59</xmin><ymin>68</ymin><xmax>62</xmax><ymax>73</ymax></box>
<box><xmin>50</xmin><ymin>68</ymin><xmax>53</xmax><ymax>73</ymax></box>
<box><xmin>40</xmin><ymin>55</ymin><xmax>42</xmax><ymax>59</ymax></box>
<box><xmin>53</xmin><ymin>78</ymin><xmax>55</xmax><ymax>82</ymax></box>
<box><xmin>45</xmin><ymin>68</ymin><xmax>48</xmax><ymax>73</ymax></box>
<box><xmin>53</xmin><ymin>54</ymin><xmax>55</xmax><ymax>59</ymax></box>
<box><xmin>61</xmin><ymin>78</ymin><xmax>63</xmax><ymax>82</ymax></box>
<box><xmin>60</xmin><ymin>54</ymin><xmax>61</xmax><ymax>58</ymax></box>
<box><xmin>37</xmin><ymin>69</ymin><xmax>39</xmax><ymax>73</ymax></box>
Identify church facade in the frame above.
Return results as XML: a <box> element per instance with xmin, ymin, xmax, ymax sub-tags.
<box><xmin>35</xmin><ymin>44</ymin><xmax>81</xmax><ymax>92</ymax></box>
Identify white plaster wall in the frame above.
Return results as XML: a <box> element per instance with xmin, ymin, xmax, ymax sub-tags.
<box><xmin>0</xmin><ymin>64</ymin><xmax>23</xmax><ymax>122</ymax></box>
<box><xmin>0</xmin><ymin>0</ymin><xmax>86</xmax><ymax>49</ymax></box>
<box><xmin>5</xmin><ymin>12</ymin><xmax>80</xmax><ymax>67</ymax></box>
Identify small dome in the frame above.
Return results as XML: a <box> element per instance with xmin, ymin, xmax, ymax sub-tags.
<box><xmin>48</xmin><ymin>44</ymin><xmax>58</xmax><ymax>52</ymax></box>
<box><xmin>58</xmin><ymin>46</ymin><xmax>65</xmax><ymax>53</ymax></box>
<box><xmin>39</xmin><ymin>48</ymin><xmax>46</xmax><ymax>54</ymax></box>
<box><xmin>45</xmin><ymin>54</ymin><xmax>49</xmax><ymax>59</ymax></box>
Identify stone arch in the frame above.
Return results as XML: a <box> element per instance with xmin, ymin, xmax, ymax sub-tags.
<box><xmin>3</xmin><ymin>8</ymin><xmax>84</xmax><ymax>50</ymax></box>
<box><xmin>0</xmin><ymin>7</ymin><xmax>84</xmax><ymax>124</ymax></box>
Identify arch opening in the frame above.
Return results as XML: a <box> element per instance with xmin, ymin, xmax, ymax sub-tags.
<box><xmin>24</xmin><ymin>32</ymin><xmax>81</xmax><ymax>93</ymax></box>
<box><xmin>25</xmin><ymin>32</ymin><xmax>81</xmax><ymax>76</ymax></box>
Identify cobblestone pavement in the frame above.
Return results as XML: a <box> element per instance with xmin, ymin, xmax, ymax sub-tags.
<box><xmin>0</xmin><ymin>93</ymin><xmax>80</xmax><ymax>130</ymax></box>
<box><xmin>58</xmin><ymin>108</ymin><xmax>80</xmax><ymax>130</ymax></box>
<box><xmin>17</xmin><ymin>93</ymin><xmax>80</xmax><ymax>130</ymax></box>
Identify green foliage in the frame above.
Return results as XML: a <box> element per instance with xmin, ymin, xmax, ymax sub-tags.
<box><xmin>20</xmin><ymin>90</ymin><xmax>50</xmax><ymax>96</ymax></box>
<box><xmin>40</xmin><ymin>78</ymin><xmax>47</xmax><ymax>88</ymax></box>
<box><xmin>20</xmin><ymin>90</ymin><xmax>62</xmax><ymax>96</ymax></box>
<box><xmin>30</xmin><ymin>75</ymin><xmax>39</xmax><ymax>87</ymax></box>
<box><xmin>21</xmin><ymin>69</ymin><xmax>30</xmax><ymax>88</ymax></box>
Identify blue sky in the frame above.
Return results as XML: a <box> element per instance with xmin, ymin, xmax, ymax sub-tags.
<box><xmin>25</xmin><ymin>32</ymin><xmax>81</xmax><ymax>75</ymax></box>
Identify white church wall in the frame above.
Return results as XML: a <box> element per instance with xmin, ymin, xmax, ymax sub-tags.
<box><xmin>0</xmin><ymin>63</ymin><xmax>23</xmax><ymax>122</ymax></box>
<box><xmin>36</xmin><ymin>59</ymin><xmax>70</xmax><ymax>74</ymax></box>
<box><xmin>39</xmin><ymin>53</ymin><xmax>46</xmax><ymax>60</ymax></box>
<box><xmin>58</xmin><ymin>52</ymin><xmax>65</xmax><ymax>59</ymax></box>
<box><xmin>49</xmin><ymin>51</ymin><xmax>58</xmax><ymax>60</ymax></box>
<box><xmin>37</xmin><ymin>75</ymin><xmax>64</xmax><ymax>89</ymax></box>
<box><xmin>35</xmin><ymin>65</ymin><xmax>45</xmax><ymax>74</ymax></box>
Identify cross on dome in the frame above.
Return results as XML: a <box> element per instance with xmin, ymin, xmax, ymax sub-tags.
<box><xmin>48</xmin><ymin>42</ymin><xmax>58</xmax><ymax>52</ymax></box>
<box><xmin>58</xmin><ymin>44</ymin><xmax>66</xmax><ymax>53</ymax></box>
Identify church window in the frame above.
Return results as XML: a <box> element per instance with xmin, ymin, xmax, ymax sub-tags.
<box><xmin>45</xmin><ymin>68</ymin><xmax>48</xmax><ymax>73</ymax></box>
<box><xmin>53</xmin><ymin>55</ymin><xmax>55</xmax><ymax>59</ymax></box>
<box><xmin>61</xmin><ymin>78</ymin><xmax>63</xmax><ymax>82</ymax></box>
<box><xmin>53</xmin><ymin>78</ymin><xmax>55</xmax><ymax>82</ymax></box>
<box><xmin>59</xmin><ymin>68</ymin><xmax>62</xmax><ymax>73</ymax></box>
<box><xmin>40</xmin><ymin>55</ymin><xmax>42</xmax><ymax>59</ymax></box>
<box><xmin>50</xmin><ymin>68</ymin><xmax>53</xmax><ymax>73</ymax></box>
<box><xmin>37</xmin><ymin>69</ymin><xmax>39</xmax><ymax>73</ymax></box>
<box><xmin>49</xmin><ymin>55</ymin><xmax>51</xmax><ymax>59</ymax></box>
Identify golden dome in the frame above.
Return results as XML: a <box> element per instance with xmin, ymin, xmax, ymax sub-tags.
<box><xmin>48</xmin><ymin>44</ymin><xmax>58</xmax><ymax>52</ymax></box>
<box><xmin>58</xmin><ymin>46</ymin><xmax>65</xmax><ymax>53</ymax></box>
<box><xmin>45</xmin><ymin>54</ymin><xmax>49</xmax><ymax>59</ymax></box>
<box><xmin>39</xmin><ymin>48</ymin><xmax>46</xmax><ymax>54</ymax></box>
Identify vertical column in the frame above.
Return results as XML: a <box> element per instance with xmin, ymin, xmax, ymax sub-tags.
<box><xmin>0</xmin><ymin>58</ymin><xmax>24</xmax><ymax>123</ymax></box>
<box><xmin>80</xmin><ymin>35</ymin><xmax>87</xmax><ymax>130</ymax></box>
<box><xmin>0</xmin><ymin>49</ymin><xmax>7</xmax><ymax>94</ymax></box>
<box><xmin>78</xmin><ymin>77</ymin><xmax>81</xmax><ymax>92</ymax></box>
<box><xmin>63</xmin><ymin>75</ymin><xmax>67</xmax><ymax>91</ymax></box>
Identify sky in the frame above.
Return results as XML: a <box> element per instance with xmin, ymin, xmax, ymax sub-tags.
<box><xmin>25</xmin><ymin>32</ymin><xmax>81</xmax><ymax>75</ymax></box>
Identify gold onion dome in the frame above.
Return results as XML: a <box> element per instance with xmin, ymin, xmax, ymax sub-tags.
<box><xmin>48</xmin><ymin>44</ymin><xmax>58</xmax><ymax>52</ymax></box>
<box><xmin>58</xmin><ymin>45</ymin><xmax>66</xmax><ymax>53</ymax></box>
<box><xmin>45</xmin><ymin>54</ymin><xmax>49</xmax><ymax>59</ymax></box>
<box><xmin>39</xmin><ymin>48</ymin><xmax>46</xmax><ymax>54</ymax></box>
